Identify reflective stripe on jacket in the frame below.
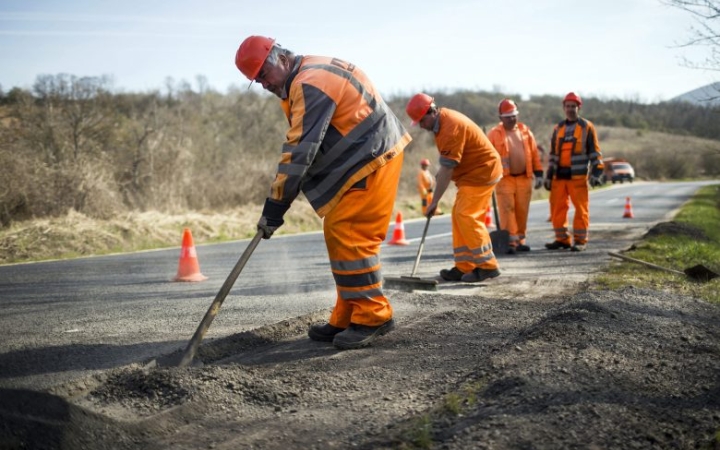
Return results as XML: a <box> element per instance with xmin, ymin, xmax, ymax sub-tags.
<box><xmin>434</xmin><ymin>108</ymin><xmax>502</xmax><ymax>187</ymax></box>
<box><xmin>548</xmin><ymin>117</ymin><xmax>603</xmax><ymax>179</ymax></box>
<box><xmin>272</xmin><ymin>55</ymin><xmax>411</xmax><ymax>218</ymax></box>
<box><xmin>487</xmin><ymin>122</ymin><xmax>543</xmax><ymax>177</ymax></box>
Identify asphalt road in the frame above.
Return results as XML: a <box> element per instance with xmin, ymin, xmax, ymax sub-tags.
<box><xmin>0</xmin><ymin>180</ymin><xmax>715</xmax><ymax>390</ymax></box>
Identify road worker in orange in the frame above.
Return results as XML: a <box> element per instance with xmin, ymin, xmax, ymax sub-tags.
<box><xmin>405</xmin><ymin>93</ymin><xmax>502</xmax><ymax>283</ymax></box>
<box><xmin>487</xmin><ymin>99</ymin><xmax>544</xmax><ymax>254</ymax></box>
<box><xmin>544</xmin><ymin>92</ymin><xmax>604</xmax><ymax>252</ymax></box>
<box><xmin>235</xmin><ymin>36</ymin><xmax>411</xmax><ymax>349</ymax></box>
<box><xmin>417</xmin><ymin>158</ymin><xmax>442</xmax><ymax>215</ymax></box>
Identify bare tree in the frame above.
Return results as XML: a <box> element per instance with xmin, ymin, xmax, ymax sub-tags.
<box><xmin>664</xmin><ymin>0</ymin><xmax>720</xmax><ymax>71</ymax></box>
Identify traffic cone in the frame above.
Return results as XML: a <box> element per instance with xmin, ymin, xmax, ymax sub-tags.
<box><xmin>388</xmin><ymin>212</ymin><xmax>410</xmax><ymax>245</ymax></box>
<box><xmin>622</xmin><ymin>196</ymin><xmax>634</xmax><ymax>219</ymax></box>
<box><xmin>174</xmin><ymin>228</ymin><xmax>208</xmax><ymax>282</ymax></box>
<box><xmin>484</xmin><ymin>205</ymin><xmax>494</xmax><ymax>229</ymax></box>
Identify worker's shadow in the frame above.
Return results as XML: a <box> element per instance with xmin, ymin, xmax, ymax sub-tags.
<box><xmin>215</xmin><ymin>337</ymin><xmax>345</xmax><ymax>366</ymax></box>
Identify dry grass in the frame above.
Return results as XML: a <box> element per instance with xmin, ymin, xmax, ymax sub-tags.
<box><xmin>0</xmin><ymin>194</ymin><xmax>437</xmax><ymax>265</ymax></box>
<box><xmin>2</xmin><ymin>125</ymin><xmax>717</xmax><ymax>265</ymax></box>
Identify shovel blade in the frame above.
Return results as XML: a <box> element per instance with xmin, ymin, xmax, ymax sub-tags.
<box><xmin>684</xmin><ymin>264</ymin><xmax>719</xmax><ymax>282</ymax></box>
<box><xmin>490</xmin><ymin>230</ymin><xmax>510</xmax><ymax>255</ymax></box>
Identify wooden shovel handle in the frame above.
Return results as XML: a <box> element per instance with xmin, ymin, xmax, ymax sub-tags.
<box><xmin>607</xmin><ymin>252</ymin><xmax>685</xmax><ymax>276</ymax></box>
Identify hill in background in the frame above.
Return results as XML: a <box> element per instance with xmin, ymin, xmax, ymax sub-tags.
<box><xmin>671</xmin><ymin>81</ymin><xmax>720</xmax><ymax>107</ymax></box>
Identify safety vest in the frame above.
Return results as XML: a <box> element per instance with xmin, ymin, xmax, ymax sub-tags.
<box><xmin>270</xmin><ymin>55</ymin><xmax>411</xmax><ymax>218</ymax></box>
<box><xmin>487</xmin><ymin>122</ymin><xmax>543</xmax><ymax>177</ymax></box>
<box><xmin>548</xmin><ymin>117</ymin><xmax>603</xmax><ymax>179</ymax></box>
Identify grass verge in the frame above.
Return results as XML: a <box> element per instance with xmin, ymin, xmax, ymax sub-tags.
<box><xmin>594</xmin><ymin>183</ymin><xmax>720</xmax><ymax>303</ymax></box>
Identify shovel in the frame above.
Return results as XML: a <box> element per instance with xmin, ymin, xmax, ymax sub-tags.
<box><xmin>608</xmin><ymin>251</ymin><xmax>718</xmax><ymax>282</ymax></box>
<box><xmin>490</xmin><ymin>191</ymin><xmax>510</xmax><ymax>255</ymax></box>
<box><xmin>172</xmin><ymin>230</ymin><xmax>264</xmax><ymax>367</ymax></box>
<box><xmin>384</xmin><ymin>215</ymin><xmax>439</xmax><ymax>292</ymax></box>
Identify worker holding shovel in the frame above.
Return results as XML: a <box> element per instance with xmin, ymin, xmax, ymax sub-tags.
<box><xmin>487</xmin><ymin>99</ymin><xmax>544</xmax><ymax>254</ymax></box>
<box><xmin>235</xmin><ymin>36</ymin><xmax>411</xmax><ymax>349</ymax></box>
<box><xmin>405</xmin><ymin>93</ymin><xmax>502</xmax><ymax>283</ymax></box>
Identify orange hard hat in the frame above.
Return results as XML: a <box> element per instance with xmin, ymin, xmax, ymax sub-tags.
<box><xmin>235</xmin><ymin>36</ymin><xmax>275</xmax><ymax>80</ymax></box>
<box><xmin>406</xmin><ymin>93</ymin><xmax>434</xmax><ymax>125</ymax></box>
<box><xmin>420</xmin><ymin>158</ymin><xmax>430</xmax><ymax>166</ymax></box>
<box><xmin>563</xmin><ymin>92</ymin><xmax>582</xmax><ymax>107</ymax></box>
<box><xmin>498</xmin><ymin>99</ymin><xmax>518</xmax><ymax>117</ymax></box>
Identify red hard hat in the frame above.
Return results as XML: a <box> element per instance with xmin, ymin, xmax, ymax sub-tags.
<box><xmin>563</xmin><ymin>92</ymin><xmax>582</xmax><ymax>107</ymax></box>
<box><xmin>420</xmin><ymin>158</ymin><xmax>430</xmax><ymax>166</ymax></box>
<box><xmin>235</xmin><ymin>36</ymin><xmax>275</xmax><ymax>80</ymax></box>
<box><xmin>406</xmin><ymin>93</ymin><xmax>434</xmax><ymax>125</ymax></box>
<box><xmin>498</xmin><ymin>99</ymin><xmax>518</xmax><ymax>117</ymax></box>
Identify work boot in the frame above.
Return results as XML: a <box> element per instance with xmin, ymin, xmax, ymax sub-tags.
<box><xmin>516</xmin><ymin>244</ymin><xmax>531</xmax><ymax>252</ymax></box>
<box><xmin>545</xmin><ymin>240</ymin><xmax>571</xmax><ymax>250</ymax></box>
<box><xmin>333</xmin><ymin>319</ymin><xmax>396</xmax><ymax>350</ymax></box>
<box><xmin>506</xmin><ymin>246</ymin><xmax>517</xmax><ymax>255</ymax></box>
<box><xmin>460</xmin><ymin>268</ymin><xmax>501</xmax><ymax>283</ymax></box>
<box><xmin>440</xmin><ymin>267</ymin><xmax>465</xmax><ymax>281</ymax></box>
<box><xmin>571</xmin><ymin>243</ymin><xmax>587</xmax><ymax>252</ymax></box>
<box><xmin>308</xmin><ymin>323</ymin><xmax>346</xmax><ymax>342</ymax></box>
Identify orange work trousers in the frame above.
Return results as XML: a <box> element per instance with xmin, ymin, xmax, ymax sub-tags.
<box><xmin>421</xmin><ymin>192</ymin><xmax>433</xmax><ymax>216</ymax></box>
<box><xmin>496</xmin><ymin>175</ymin><xmax>533</xmax><ymax>247</ymax></box>
<box><xmin>324</xmin><ymin>152</ymin><xmax>403</xmax><ymax>328</ymax></box>
<box><xmin>549</xmin><ymin>178</ymin><xmax>589</xmax><ymax>245</ymax></box>
<box><xmin>452</xmin><ymin>184</ymin><xmax>499</xmax><ymax>273</ymax></box>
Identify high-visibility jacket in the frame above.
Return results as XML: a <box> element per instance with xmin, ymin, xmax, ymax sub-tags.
<box><xmin>434</xmin><ymin>108</ymin><xmax>502</xmax><ymax>186</ymax></box>
<box><xmin>487</xmin><ymin>122</ymin><xmax>543</xmax><ymax>178</ymax></box>
<box><xmin>547</xmin><ymin>118</ymin><xmax>603</xmax><ymax>180</ymax></box>
<box><xmin>417</xmin><ymin>169</ymin><xmax>435</xmax><ymax>196</ymax></box>
<box><xmin>266</xmin><ymin>55</ymin><xmax>411</xmax><ymax>220</ymax></box>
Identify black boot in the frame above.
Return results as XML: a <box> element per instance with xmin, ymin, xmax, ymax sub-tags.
<box><xmin>333</xmin><ymin>319</ymin><xmax>396</xmax><ymax>350</ymax></box>
<box><xmin>308</xmin><ymin>323</ymin><xmax>346</xmax><ymax>342</ymax></box>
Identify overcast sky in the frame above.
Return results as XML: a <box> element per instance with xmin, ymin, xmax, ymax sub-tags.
<box><xmin>1</xmin><ymin>0</ymin><xmax>717</xmax><ymax>103</ymax></box>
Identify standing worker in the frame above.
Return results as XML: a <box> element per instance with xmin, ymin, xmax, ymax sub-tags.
<box><xmin>405</xmin><ymin>93</ymin><xmax>502</xmax><ymax>283</ymax></box>
<box><xmin>234</xmin><ymin>36</ymin><xmax>411</xmax><ymax>349</ymax></box>
<box><xmin>544</xmin><ymin>92</ymin><xmax>604</xmax><ymax>252</ymax></box>
<box><xmin>417</xmin><ymin>158</ymin><xmax>442</xmax><ymax>215</ymax></box>
<box><xmin>487</xmin><ymin>99</ymin><xmax>544</xmax><ymax>254</ymax></box>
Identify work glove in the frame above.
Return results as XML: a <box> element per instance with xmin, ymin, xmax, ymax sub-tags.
<box><xmin>257</xmin><ymin>216</ymin><xmax>283</xmax><ymax>239</ymax></box>
<box><xmin>257</xmin><ymin>198</ymin><xmax>289</xmax><ymax>239</ymax></box>
<box><xmin>533</xmin><ymin>170</ymin><xmax>543</xmax><ymax>190</ymax></box>
<box><xmin>543</xmin><ymin>177</ymin><xmax>552</xmax><ymax>191</ymax></box>
<box><xmin>589</xmin><ymin>175</ymin><xmax>603</xmax><ymax>188</ymax></box>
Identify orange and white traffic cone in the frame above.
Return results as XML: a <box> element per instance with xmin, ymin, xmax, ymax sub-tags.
<box><xmin>174</xmin><ymin>228</ymin><xmax>208</xmax><ymax>282</ymax></box>
<box><xmin>622</xmin><ymin>196</ymin><xmax>634</xmax><ymax>219</ymax></box>
<box><xmin>485</xmin><ymin>205</ymin><xmax>495</xmax><ymax>229</ymax></box>
<box><xmin>388</xmin><ymin>212</ymin><xmax>410</xmax><ymax>245</ymax></box>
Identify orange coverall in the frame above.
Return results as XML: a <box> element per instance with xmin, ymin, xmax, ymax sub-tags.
<box><xmin>433</xmin><ymin>108</ymin><xmax>502</xmax><ymax>273</ymax></box>
<box><xmin>487</xmin><ymin>122</ymin><xmax>543</xmax><ymax>249</ymax></box>
<box><xmin>417</xmin><ymin>167</ymin><xmax>441</xmax><ymax>215</ymax></box>
<box><xmin>547</xmin><ymin>118</ymin><xmax>603</xmax><ymax>246</ymax></box>
<box><xmin>265</xmin><ymin>55</ymin><xmax>411</xmax><ymax>328</ymax></box>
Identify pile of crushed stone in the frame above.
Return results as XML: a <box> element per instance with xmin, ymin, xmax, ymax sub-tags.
<box><xmin>2</xmin><ymin>287</ymin><xmax>719</xmax><ymax>449</ymax></box>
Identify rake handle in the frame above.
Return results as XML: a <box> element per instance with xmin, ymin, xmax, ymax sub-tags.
<box><xmin>177</xmin><ymin>230</ymin><xmax>263</xmax><ymax>368</ymax></box>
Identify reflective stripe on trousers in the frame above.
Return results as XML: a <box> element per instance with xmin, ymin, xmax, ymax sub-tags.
<box><xmin>452</xmin><ymin>184</ymin><xmax>499</xmax><ymax>272</ymax></box>
<box><xmin>549</xmin><ymin>178</ymin><xmax>589</xmax><ymax>245</ymax></box>
<box><xmin>496</xmin><ymin>175</ymin><xmax>533</xmax><ymax>246</ymax></box>
<box><xmin>324</xmin><ymin>152</ymin><xmax>403</xmax><ymax>328</ymax></box>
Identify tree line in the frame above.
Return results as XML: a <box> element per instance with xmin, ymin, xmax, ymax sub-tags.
<box><xmin>1</xmin><ymin>74</ymin><xmax>718</xmax><ymax>227</ymax></box>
